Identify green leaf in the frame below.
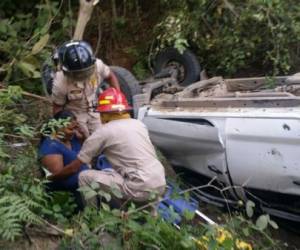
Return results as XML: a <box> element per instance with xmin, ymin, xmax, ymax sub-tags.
<box><xmin>246</xmin><ymin>200</ymin><xmax>255</xmax><ymax>218</ymax></box>
<box><xmin>242</xmin><ymin>227</ymin><xmax>250</xmax><ymax>236</ymax></box>
<box><xmin>256</xmin><ymin>214</ymin><xmax>269</xmax><ymax>231</ymax></box>
<box><xmin>98</xmin><ymin>190</ymin><xmax>111</xmax><ymax>202</ymax></box>
<box><xmin>32</xmin><ymin>70</ymin><xmax>41</xmax><ymax>78</ymax></box>
<box><xmin>269</xmin><ymin>219</ymin><xmax>279</xmax><ymax>229</ymax></box>
<box><xmin>208</xmin><ymin>239</ymin><xmax>217</xmax><ymax>250</ymax></box>
<box><xmin>180</xmin><ymin>238</ymin><xmax>194</xmax><ymax>249</ymax></box>
<box><xmin>0</xmin><ymin>148</ymin><xmax>10</xmax><ymax>159</ymax></box>
<box><xmin>84</xmin><ymin>190</ymin><xmax>97</xmax><ymax>200</ymax></box>
<box><xmin>110</xmin><ymin>183</ymin><xmax>123</xmax><ymax>199</ymax></box>
<box><xmin>127</xmin><ymin>220</ymin><xmax>142</xmax><ymax>231</ymax></box>
<box><xmin>183</xmin><ymin>210</ymin><xmax>195</xmax><ymax>221</ymax></box>
<box><xmin>101</xmin><ymin>203</ymin><xmax>110</xmax><ymax>211</ymax></box>
<box><xmin>31</xmin><ymin>34</ymin><xmax>49</xmax><ymax>55</ymax></box>
<box><xmin>17</xmin><ymin>61</ymin><xmax>38</xmax><ymax>78</ymax></box>
<box><xmin>222</xmin><ymin>238</ymin><xmax>234</xmax><ymax>249</ymax></box>
<box><xmin>52</xmin><ymin>204</ymin><xmax>61</xmax><ymax>212</ymax></box>
<box><xmin>77</xmin><ymin>186</ymin><xmax>91</xmax><ymax>193</ymax></box>
<box><xmin>0</xmin><ymin>20</ymin><xmax>8</xmax><ymax>34</ymax></box>
<box><xmin>15</xmin><ymin>125</ymin><xmax>35</xmax><ymax>138</ymax></box>
<box><xmin>103</xmin><ymin>192</ymin><xmax>111</xmax><ymax>202</ymax></box>
<box><xmin>90</xmin><ymin>181</ymin><xmax>100</xmax><ymax>190</ymax></box>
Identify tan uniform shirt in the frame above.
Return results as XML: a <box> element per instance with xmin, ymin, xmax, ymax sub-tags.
<box><xmin>78</xmin><ymin>119</ymin><xmax>166</xmax><ymax>194</ymax></box>
<box><xmin>51</xmin><ymin>59</ymin><xmax>110</xmax><ymax>136</ymax></box>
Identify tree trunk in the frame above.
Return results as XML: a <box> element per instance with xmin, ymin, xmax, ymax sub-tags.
<box><xmin>73</xmin><ymin>0</ymin><xmax>99</xmax><ymax>40</ymax></box>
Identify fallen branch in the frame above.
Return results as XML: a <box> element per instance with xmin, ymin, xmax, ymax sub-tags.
<box><xmin>222</xmin><ymin>0</ymin><xmax>239</xmax><ymax>18</ymax></box>
<box><xmin>0</xmin><ymin>83</ymin><xmax>51</xmax><ymax>103</ymax></box>
<box><xmin>22</xmin><ymin>91</ymin><xmax>51</xmax><ymax>103</ymax></box>
<box><xmin>2</xmin><ymin>134</ymin><xmax>40</xmax><ymax>143</ymax></box>
<box><xmin>41</xmin><ymin>218</ymin><xmax>71</xmax><ymax>237</ymax></box>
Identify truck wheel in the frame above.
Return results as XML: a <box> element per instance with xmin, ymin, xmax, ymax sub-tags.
<box><xmin>153</xmin><ymin>48</ymin><xmax>201</xmax><ymax>86</ymax></box>
<box><xmin>110</xmin><ymin>66</ymin><xmax>141</xmax><ymax>106</ymax></box>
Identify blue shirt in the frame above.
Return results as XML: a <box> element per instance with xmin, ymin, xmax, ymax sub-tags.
<box><xmin>38</xmin><ymin>136</ymin><xmax>89</xmax><ymax>191</ymax></box>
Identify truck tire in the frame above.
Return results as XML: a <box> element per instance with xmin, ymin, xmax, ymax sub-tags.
<box><xmin>153</xmin><ymin>48</ymin><xmax>201</xmax><ymax>86</ymax></box>
<box><xmin>110</xmin><ymin>66</ymin><xmax>141</xmax><ymax>106</ymax></box>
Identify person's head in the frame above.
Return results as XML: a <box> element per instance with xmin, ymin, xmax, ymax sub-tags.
<box><xmin>96</xmin><ymin>88</ymin><xmax>132</xmax><ymax>124</ymax></box>
<box><xmin>54</xmin><ymin>110</ymin><xmax>77</xmax><ymax>140</ymax></box>
<box><xmin>58</xmin><ymin>40</ymin><xmax>96</xmax><ymax>81</ymax></box>
<box><xmin>41</xmin><ymin>110</ymin><xmax>77</xmax><ymax>141</ymax></box>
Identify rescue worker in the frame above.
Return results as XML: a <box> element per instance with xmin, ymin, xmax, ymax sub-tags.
<box><xmin>51</xmin><ymin>40</ymin><xmax>120</xmax><ymax>137</ymax></box>
<box><xmin>62</xmin><ymin>87</ymin><xmax>166</xmax><ymax>204</ymax></box>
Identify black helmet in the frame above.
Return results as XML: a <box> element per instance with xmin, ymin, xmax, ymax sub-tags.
<box><xmin>58</xmin><ymin>40</ymin><xmax>96</xmax><ymax>81</ymax></box>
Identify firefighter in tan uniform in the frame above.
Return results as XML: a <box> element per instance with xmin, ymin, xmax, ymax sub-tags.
<box><xmin>63</xmin><ymin>88</ymin><xmax>166</xmax><ymax>203</ymax></box>
<box><xmin>51</xmin><ymin>40</ymin><xmax>120</xmax><ymax>137</ymax></box>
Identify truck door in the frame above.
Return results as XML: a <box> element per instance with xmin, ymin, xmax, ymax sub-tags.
<box><xmin>143</xmin><ymin>116</ymin><xmax>231</xmax><ymax>185</ymax></box>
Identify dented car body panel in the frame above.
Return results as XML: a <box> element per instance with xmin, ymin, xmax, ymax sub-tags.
<box><xmin>137</xmin><ymin>78</ymin><xmax>300</xmax><ymax>220</ymax></box>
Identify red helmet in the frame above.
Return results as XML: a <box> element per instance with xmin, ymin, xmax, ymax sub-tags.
<box><xmin>96</xmin><ymin>88</ymin><xmax>132</xmax><ymax>113</ymax></box>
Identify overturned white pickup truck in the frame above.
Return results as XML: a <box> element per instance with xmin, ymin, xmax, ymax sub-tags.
<box><xmin>135</xmin><ymin>70</ymin><xmax>300</xmax><ymax>222</ymax></box>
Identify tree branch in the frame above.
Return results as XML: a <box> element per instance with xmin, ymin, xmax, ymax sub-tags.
<box><xmin>73</xmin><ymin>0</ymin><xmax>100</xmax><ymax>40</ymax></box>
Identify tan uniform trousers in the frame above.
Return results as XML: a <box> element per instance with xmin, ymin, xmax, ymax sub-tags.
<box><xmin>79</xmin><ymin>170</ymin><xmax>165</xmax><ymax>206</ymax></box>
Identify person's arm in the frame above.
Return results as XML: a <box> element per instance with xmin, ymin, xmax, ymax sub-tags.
<box><xmin>77</xmin><ymin>127</ymin><xmax>106</xmax><ymax>164</ymax></box>
<box><xmin>41</xmin><ymin>155</ymin><xmax>82</xmax><ymax>181</ymax></box>
<box><xmin>105</xmin><ymin>71</ymin><xmax>120</xmax><ymax>90</ymax></box>
<box><xmin>97</xmin><ymin>59</ymin><xmax>120</xmax><ymax>90</ymax></box>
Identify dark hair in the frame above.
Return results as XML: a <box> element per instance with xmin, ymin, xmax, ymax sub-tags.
<box><xmin>53</xmin><ymin>110</ymin><xmax>76</xmax><ymax>120</ymax></box>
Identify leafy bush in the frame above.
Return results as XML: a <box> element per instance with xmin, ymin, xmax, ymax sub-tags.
<box><xmin>0</xmin><ymin>193</ymin><xmax>42</xmax><ymax>241</ymax></box>
<box><xmin>0</xmin><ymin>1</ymin><xmax>73</xmax><ymax>94</ymax></box>
<box><xmin>0</xmin><ymin>88</ymin><xmax>72</xmax><ymax>242</ymax></box>
<box><xmin>155</xmin><ymin>0</ymin><xmax>300</xmax><ymax>77</ymax></box>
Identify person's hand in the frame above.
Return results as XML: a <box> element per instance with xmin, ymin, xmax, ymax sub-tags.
<box><xmin>74</xmin><ymin>122</ymin><xmax>86</xmax><ymax>140</ymax></box>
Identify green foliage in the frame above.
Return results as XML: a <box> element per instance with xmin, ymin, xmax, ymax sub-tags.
<box><xmin>0</xmin><ymin>145</ymin><xmax>77</xmax><ymax>241</ymax></box>
<box><xmin>0</xmin><ymin>151</ymin><xmax>47</xmax><ymax>242</ymax></box>
<box><xmin>0</xmin><ymin>1</ymin><xmax>74</xmax><ymax>94</ymax></box>
<box><xmin>155</xmin><ymin>10</ymin><xmax>189</xmax><ymax>53</ymax></box>
<box><xmin>41</xmin><ymin>191</ymin><xmax>77</xmax><ymax>224</ymax></box>
<box><xmin>0</xmin><ymin>87</ymin><xmax>74</xmax><ymax>242</ymax></box>
<box><xmin>155</xmin><ymin>0</ymin><xmax>300</xmax><ymax>76</ymax></box>
<box><xmin>40</xmin><ymin>117</ymin><xmax>72</xmax><ymax>139</ymax></box>
<box><xmin>0</xmin><ymin>193</ymin><xmax>42</xmax><ymax>241</ymax></box>
<box><xmin>59</xmin><ymin>204</ymin><xmax>196</xmax><ymax>250</ymax></box>
<box><xmin>14</xmin><ymin>125</ymin><xmax>35</xmax><ymax>138</ymax></box>
<box><xmin>132</xmin><ymin>61</ymin><xmax>149</xmax><ymax>80</ymax></box>
<box><xmin>0</xmin><ymin>86</ymin><xmax>28</xmax><ymax>160</ymax></box>
<box><xmin>57</xmin><ymin>196</ymin><xmax>285</xmax><ymax>250</ymax></box>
